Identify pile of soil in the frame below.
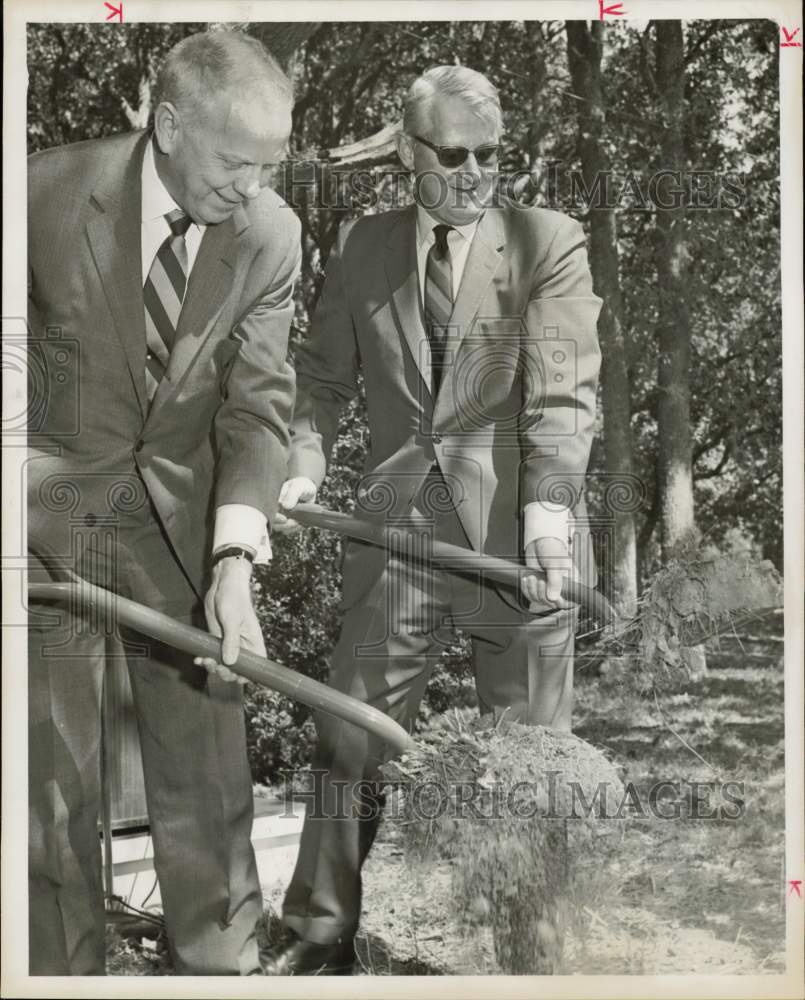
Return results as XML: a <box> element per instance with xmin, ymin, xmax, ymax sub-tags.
<box><xmin>379</xmin><ymin>714</ymin><xmax>625</xmax><ymax>973</ymax></box>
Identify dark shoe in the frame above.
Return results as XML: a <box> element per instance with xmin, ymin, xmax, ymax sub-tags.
<box><xmin>261</xmin><ymin>934</ymin><xmax>356</xmax><ymax>976</ymax></box>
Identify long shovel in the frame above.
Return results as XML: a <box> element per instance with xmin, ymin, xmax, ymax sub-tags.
<box><xmin>282</xmin><ymin>502</ymin><xmax>784</xmax><ymax>666</ymax></box>
<box><xmin>287</xmin><ymin>502</ymin><xmax>616</xmax><ymax>624</ymax></box>
<box><xmin>27</xmin><ymin>542</ymin><xmax>417</xmax><ymax>755</ymax></box>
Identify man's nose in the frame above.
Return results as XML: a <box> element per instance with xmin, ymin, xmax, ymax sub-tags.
<box><xmin>454</xmin><ymin>163</ymin><xmax>481</xmax><ymax>193</ymax></box>
<box><xmin>461</xmin><ymin>152</ymin><xmax>483</xmax><ymax>180</ymax></box>
<box><xmin>233</xmin><ymin>168</ymin><xmax>262</xmax><ymax>200</ymax></box>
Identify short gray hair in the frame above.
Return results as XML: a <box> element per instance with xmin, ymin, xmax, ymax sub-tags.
<box><xmin>403</xmin><ymin>65</ymin><xmax>503</xmax><ymax>137</ymax></box>
<box><xmin>153</xmin><ymin>30</ymin><xmax>292</xmax><ymax>127</ymax></box>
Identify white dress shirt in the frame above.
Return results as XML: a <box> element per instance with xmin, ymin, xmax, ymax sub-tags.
<box><xmin>415</xmin><ymin>205</ymin><xmax>571</xmax><ymax>553</ymax></box>
<box><xmin>141</xmin><ymin>138</ymin><xmax>271</xmax><ymax>562</ymax></box>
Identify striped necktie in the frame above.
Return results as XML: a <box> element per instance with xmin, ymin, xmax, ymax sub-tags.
<box><xmin>424</xmin><ymin>223</ymin><xmax>454</xmax><ymax>395</ymax></box>
<box><xmin>144</xmin><ymin>209</ymin><xmax>192</xmax><ymax>402</ymax></box>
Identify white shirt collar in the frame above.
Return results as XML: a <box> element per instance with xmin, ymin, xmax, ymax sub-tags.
<box><xmin>416</xmin><ymin>203</ymin><xmax>481</xmax><ymax>248</ymax></box>
<box><xmin>142</xmin><ymin>136</ymin><xmax>185</xmax><ymax>223</ymax></box>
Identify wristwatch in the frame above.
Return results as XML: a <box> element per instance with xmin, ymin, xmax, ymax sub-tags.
<box><xmin>211</xmin><ymin>546</ymin><xmax>255</xmax><ymax>567</ymax></box>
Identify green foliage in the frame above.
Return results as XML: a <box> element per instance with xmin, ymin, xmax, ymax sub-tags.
<box><xmin>26</xmin><ymin>23</ymin><xmax>204</xmax><ymax>152</ymax></box>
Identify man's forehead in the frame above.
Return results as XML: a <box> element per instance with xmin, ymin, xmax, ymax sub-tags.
<box><xmin>427</xmin><ymin>96</ymin><xmax>499</xmax><ymax>141</ymax></box>
<box><xmin>205</xmin><ymin>92</ymin><xmax>291</xmax><ymax>143</ymax></box>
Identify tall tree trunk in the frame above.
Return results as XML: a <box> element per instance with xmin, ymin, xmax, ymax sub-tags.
<box><xmin>566</xmin><ymin>21</ymin><xmax>638</xmax><ymax>613</ymax></box>
<box><xmin>653</xmin><ymin>21</ymin><xmax>705</xmax><ymax>673</ymax></box>
<box><xmin>654</xmin><ymin>21</ymin><xmax>695</xmax><ymax>559</ymax></box>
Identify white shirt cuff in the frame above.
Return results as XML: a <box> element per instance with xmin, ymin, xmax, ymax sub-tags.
<box><xmin>214</xmin><ymin>504</ymin><xmax>272</xmax><ymax>564</ymax></box>
<box><xmin>523</xmin><ymin>501</ymin><xmax>570</xmax><ymax>550</ymax></box>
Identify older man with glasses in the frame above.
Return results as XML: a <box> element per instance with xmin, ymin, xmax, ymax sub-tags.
<box><xmin>266</xmin><ymin>64</ymin><xmax>602</xmax><ymax>975</ymax></box>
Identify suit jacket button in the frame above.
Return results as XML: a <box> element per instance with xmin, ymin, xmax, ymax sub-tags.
<box><xmin>134</xmin><ymin>439</ymin><xmax>145</xmax><ymax>453</ymax></box>
<box><xmin>432</xmin><ymin>433</ymin><xmax>442</xmax><ymax>444</ymax></box>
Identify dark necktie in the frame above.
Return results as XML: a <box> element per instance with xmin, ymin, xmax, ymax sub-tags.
<box><xmin>424</xmin><ymin>223</ymin><xmax>454</xmax><ymax>395</ymax></box>
<box><xmin>144</xmin><ymin>209</ymin><xmax>192</xmax><ymax>402</ymax></box>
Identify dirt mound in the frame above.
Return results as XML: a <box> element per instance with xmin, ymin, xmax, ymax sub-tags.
<box><xmin>380</xmin><ymin>714</ymin><xmax>625</xmax><ymax>973</ymax></box>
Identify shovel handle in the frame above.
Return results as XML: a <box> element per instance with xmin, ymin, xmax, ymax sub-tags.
<box><xmin>289</xmin><ymin>503</ymin><xmax>617</xmax><ymax>626</ymax></box>
<box><xmin>27</xmin><ymin>536</ymin><xmax>417</xmax><ymax>755</ymax></box>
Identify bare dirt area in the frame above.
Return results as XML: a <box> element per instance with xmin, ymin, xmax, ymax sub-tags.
<box><xmin>107</xmin><ymin>611</ymin><xmax>786</xmax><ymax>976</ymax></box>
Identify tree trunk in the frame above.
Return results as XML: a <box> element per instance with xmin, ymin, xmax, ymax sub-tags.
<box><xmin>653</xmin><ymin>21</ymin><xmax>695</xmax><ymax>560</ymax></box>
<box><xmin>653</xmin><ymin>21</ymin><xmax>705</xmax><ymax>673</ymax></box>
<box><xmin>566</xmin><ymin>21</ymin><xmax>638</xmax><ymax>613</ymax></box>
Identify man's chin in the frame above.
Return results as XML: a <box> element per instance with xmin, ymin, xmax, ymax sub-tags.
<box><xmin>441</xmin><ymin>207</ymin><xmax>485</xmax><ymax>226</ymax></box>
<box><xmin>439</xmin><ymin>193</ymin><xmax>491</xmax><ymax>226</ymax></box>
<box><xmin>197</xmin><ymin>202</ymin><xmax>239</xmax><ymax>225</ymax></box>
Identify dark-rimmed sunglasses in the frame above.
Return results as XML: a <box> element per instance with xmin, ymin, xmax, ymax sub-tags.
<box><xmin>412</xmin><ymin>135</ymin><xmax>502</xmax><ymax>170</ymax></box>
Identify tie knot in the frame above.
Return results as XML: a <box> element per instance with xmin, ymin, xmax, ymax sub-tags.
<box><xmin>166</xmin><ymin>210</ymin><xmax>192</xmax><ymax>238</ymax></box>
<box><xmin>433</xmin><ymin>224</ymin><xmax>453</xmax><ymax>256</ymax></box>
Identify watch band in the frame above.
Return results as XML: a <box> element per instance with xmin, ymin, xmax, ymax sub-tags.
<box><xmin>211</xmin><ymin>545</ymin><xmax>255</xmax><ymax>567</ymax></box>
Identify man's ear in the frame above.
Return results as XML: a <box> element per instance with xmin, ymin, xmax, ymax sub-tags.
<box><xmin>396</xmin><ymin>132</ymin><xmax>415</xmax><ymax>171</ymax></box>
<box><xmin>153</xmin><ymin>102</ymin><xmax>181</xmax><ymax>154</ymax></box>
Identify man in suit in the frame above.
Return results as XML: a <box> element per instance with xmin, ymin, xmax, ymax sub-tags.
<box><xmin>27</xmin><ymin>31</ymin><xmax>300</xmax><ymax>975</ymax></box>
<box><xmin>264</xmin><ymin>65</ymin><xmax>602</xmax><ymax>975</ymax></box>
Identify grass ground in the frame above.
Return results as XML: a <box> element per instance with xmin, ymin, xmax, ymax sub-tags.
<box><xmin>107</xmin><ymin>610</ymin><xmax>787</xmax><ymax>975</ymax></box>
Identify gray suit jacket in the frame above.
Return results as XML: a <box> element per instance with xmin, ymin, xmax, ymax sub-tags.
<box><xmin>288</xmin><ymin>202</ymin><xmax>602</xmax><ymax>605</ymax></box>
<box><xmin>27</xmin><ymin>129</ymin><xmax>301</xmax><ymax>594</ymax></box>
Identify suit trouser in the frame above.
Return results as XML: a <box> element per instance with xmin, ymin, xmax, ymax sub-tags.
<box><xmin>282</xmin><ymin>488</ymin><xmax>576</xmax><ymax>945</ymax></box>
<box><xmin>28</xmin><ymin>505</ymin><xmax>262</xmax><ymax>975</ymax></box>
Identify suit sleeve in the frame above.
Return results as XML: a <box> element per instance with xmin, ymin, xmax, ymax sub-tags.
<box><xmin>213</xmin><ymin>219</ymin><xmax>301</xmax><ymax>528</ymax></box>
<box><xmin>520</xmin><ymin>216</ymin><xmax>602</xmax><ymax>509</ymax></box>
<box><xmin>285</xmin><ymin>223</ymin><xmax>360</xmax><ymax>487</ymax></box>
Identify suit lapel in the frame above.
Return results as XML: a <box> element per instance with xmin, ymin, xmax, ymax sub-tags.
<box><xmin>447</xmin><ymin>209</ymin><xmax>505</xmax><ymax>346</ymax></box>
<box><xmin>435</xmin><ymin>209</ymin><xmax>506</xmax><ymax>422</ymax></box>
<box><xmin>384</xmin><ymin>207</ymin><xmax>433</xmax><ymax>398</ymax></box>
<box><xmin>147</xmin><ymin>212</ymin><xmax>240</xmax><ymax>417</ymax></box>
<box><xmin>85</xmin><ymin>132</ymin><xmax>151</xmax><ymax>417</ymax></box>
